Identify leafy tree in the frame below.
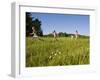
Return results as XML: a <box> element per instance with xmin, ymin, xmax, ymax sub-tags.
<box><xmin>58</xmin><ymin>32</ymin><xmax>68</xmax><ymax>37</ymax></box>
<box><xmin>26</xmin><ymin>12</ymin><xmax>33</xmax><ymax>36</ymax></box>
<box><xmin>26</xmin><ymin>12</ymin><xmax>43</xmax><ymax>36</ymax></box>
<box><xmin>32</xmin><ymin>18</ymin><xmax>43</xmax><ymax>36</ymax></box>
<box><xmin>43</xmin><ymin>33</ymin><xmax>53</xmax><ymax>37</ymax></box>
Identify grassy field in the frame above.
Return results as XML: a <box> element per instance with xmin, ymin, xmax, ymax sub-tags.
<box><xmin>26</xmin><ymin>37</ymin><xmax>89</xmax><ymax>67</ymax></box>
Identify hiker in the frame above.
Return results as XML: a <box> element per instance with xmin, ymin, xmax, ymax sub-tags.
<box><xmin>30</xmin><ymin>26</ymin><xmax>38</xmax><ymax>38</ymax></box>
<box><xmin>75</xmin><ymin>30</ymin><xmax>79</xmax><ymax>39</ymax></box>
<box><xmin>53</xmin><ymin>30</ymin><xmax>57</xmax><ymax>40</ymax></box>
<box><xmin>71</xmin><ymin>35</ymin><xmax>74</xmax><ymax>39</ymax></box>
<box><xmin>30</xmin><ymin>26</ymin><xmax>44</xmax><ymax>41</ymax></box>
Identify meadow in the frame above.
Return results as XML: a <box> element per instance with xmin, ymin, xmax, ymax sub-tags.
<box><xmin>26</xmin><ymin>37</ymin><xmax>89</xmax><ymax>67</ymax></box>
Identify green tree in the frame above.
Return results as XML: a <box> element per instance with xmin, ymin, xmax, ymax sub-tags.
<box><xmin>32</xmin><ymin>18</ymin><xmax>43</xmax><ymax>36</ymax></box>
<box><xmin>26</xmin><ymin>12</ymin><xmax>43</xmax><ymax>36</ymax></box>
<box><xmin>58</xmin><ymin>32</ymin><xmax>68</xmax><ymax>37</ymax></box>
<box><xmin>26</xmin><ymin>12</ymin><xmax>33</xmax><ymax>36</ymax></box>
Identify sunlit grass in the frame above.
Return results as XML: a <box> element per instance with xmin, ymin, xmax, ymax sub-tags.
<box><xmin>26</xmin><ymin>37</ymin><xmax>89</xmax><ymax>67</ymax></box>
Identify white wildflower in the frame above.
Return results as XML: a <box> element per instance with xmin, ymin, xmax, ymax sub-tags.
<box><xmin>59</xmin><ymin>52</ymin><xmax>61</xmax><ymax>54</ymax></box>
<box><xmin>54</xmin><ymin>53</ymin><xmax>57</xmax><ymax>56</ymax></box>
<box><xmin>49</xmin><ymin>56</ymin><xmax>52</xmax><ymax>59</ymax></box>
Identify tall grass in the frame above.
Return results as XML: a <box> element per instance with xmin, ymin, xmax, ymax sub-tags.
<box><xmin>26</xmin><ymin>37</ymin><xmax>89</xmax><ymax>67</ymax></box>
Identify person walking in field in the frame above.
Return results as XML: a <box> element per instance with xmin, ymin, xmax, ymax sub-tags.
<box><xmin>75</xmin><ymin>30</ymin><xmax>79</xmax><ymax>39</ymax></box>
<box><xmin>53</xmin><ymin>30</ymin><xmax>57</xmax><ymax>40</ymax></box>
<box><xmin>30</xmin><ymin>26</ymin><xmax>44</xmax><ymax>41</ymax></box>
<box><xmin>30</xmin><ymin>26</ymin><xmax>38</xmax><ymax>38</ymax></box>
<box><xmin>71</xmin><ymin>35</ymin><xmax>74</xmax><ymax>39</ymax></box>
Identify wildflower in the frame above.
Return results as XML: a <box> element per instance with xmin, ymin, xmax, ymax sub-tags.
<box><xmin>54</xmin><ymin>53</ymin><xmax>57</xmax><ymax>56</ymax></box>
<box><xmin>49</xmin><ymin>56</ymin><xmax>52</xmax><ymax>59</ymax></box>
<box><xmin>59</xmin><ymin>52</ymin><xmax>61</xmax><ymax>54</ymax></box>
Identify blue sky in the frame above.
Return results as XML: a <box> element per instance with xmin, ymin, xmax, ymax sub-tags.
<box><xmin>30</xmin><ymin>12</ymin><xmax>90</xmax><ymax>36</ymax></box>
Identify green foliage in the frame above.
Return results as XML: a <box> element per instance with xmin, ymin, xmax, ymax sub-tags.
<box><xmin>32</xmin><ymin>18</ymin><xmax>43</xmax><ymax>36</ymax></box>
<box><xmin>58</xmin><ymin>32</ymin><xmax>68</xmax><ymax>37</ymax></box>
<box><xmin>26</xmin><ymin>12</ymin><xmax>33</xmax><ymax>36</ymax></box>
<box><xmin>79</xmin><ymin>35</ymin><xmax>89</xmax><ymax>38</ymax></box>
<box><xmin>26</xmin><ymin>37</ymin><xmax>89</xmax><ymax>67</ymax></box>
<box><xmin>26</xmin><ymin>12</ymin><xmax>43</xmax><ymax>36</ymax></box>
<box><xmin>43</xmin><ymin>33</ymin><xmax>53</xmax><ymax>37</ymax></box>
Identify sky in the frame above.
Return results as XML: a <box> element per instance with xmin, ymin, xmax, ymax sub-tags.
<box><xmin>30</xmin><ymin>12</ymin><xmax>90</xmax><ymax>36</ymax></box>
